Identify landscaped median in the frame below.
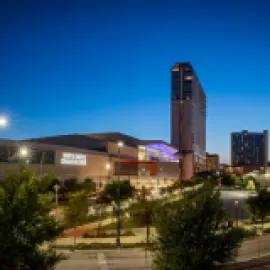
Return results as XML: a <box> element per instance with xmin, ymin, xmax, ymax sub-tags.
<box><xmin>50</xmin><ymin>242</ymin><xmax>152</xmax><ymax>250</ymax></box>
<box><xmin>54</xmin><ymin>234</ymin><xmax>146</xmax><ymax>246</ymax></box>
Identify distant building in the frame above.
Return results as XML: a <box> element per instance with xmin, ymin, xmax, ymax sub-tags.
<box><xmin>206</xmin><ymin>153</ymin><xmax>219</xmax><ymax>172</ymax></box>
<box><xmin>220</xmin><ymin>165</ymin><xmax>243</xmax><ymax>175</ymax></box>
<box><xmin>171</xmin><ymin>62</ymin><xmax>206</xmax><ymax>180</ymax></box>
<box><xmin>231</xmin><ymin>130</ymin><xmax>268</xmax><ymax>167</ymax></box>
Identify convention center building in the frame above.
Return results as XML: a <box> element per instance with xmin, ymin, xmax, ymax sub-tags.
<box><xmin>0</xmin><ymin>132</ymin><xmax>179</xmax><ymax>188</ymax></box>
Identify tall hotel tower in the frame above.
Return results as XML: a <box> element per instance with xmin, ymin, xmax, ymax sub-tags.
<box><xmin>171</xmin><ymin>62</ymin><xmax>206</xmax><ymax>180</ymax></box>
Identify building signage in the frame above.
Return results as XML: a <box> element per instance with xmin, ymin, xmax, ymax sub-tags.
<box><xmin>60</xmin><ymin>152</ymin><xmax>87</xmax><ymax>166</ymax></box>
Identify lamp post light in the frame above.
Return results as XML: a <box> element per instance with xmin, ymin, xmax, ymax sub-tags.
<box><xmin>234</xmin><ymin>200</ymin><xmax>239</xmax><ymax>227</ymax></box>
<box><xmin>116</xmin><ymin>140</ymin><xmax>123</xmax><ymax>248</ymax></box>
<box><xmin>19</xmin><ymin>146</ymin><xmax>29</xmax><ymax>158</ymax></box>
<box><xmin>18</xmin><ymin>146</ymin><xmax>30</xmax><ymax>165</ymax></box>
<box><xmin>54</xmin><ymin>183</ymin><xmax>60</xmax><ymax>205</ymax></box>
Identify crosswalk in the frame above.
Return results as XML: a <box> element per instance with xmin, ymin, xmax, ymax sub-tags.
<box><xmin>97</xmin><ymin>252</ymin><xmax>108</xmax><ymax>270</ymax></box>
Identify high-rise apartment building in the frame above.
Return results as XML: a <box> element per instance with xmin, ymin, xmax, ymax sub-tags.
<box><xmin>171</xmin><ymin>62</ymin><xmax>206</xmax><ymax>180</ymax></box>
<box><xmin>231</xmin><ymin>130</ymin><xmax>268</xmax><ymax>167</ymax></box>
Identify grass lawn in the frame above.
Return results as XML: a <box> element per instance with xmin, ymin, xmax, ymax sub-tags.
<box><xmin>100</xmin><ymin>218</ymin><xmax>142</xmax><ymax>230</ymax></box>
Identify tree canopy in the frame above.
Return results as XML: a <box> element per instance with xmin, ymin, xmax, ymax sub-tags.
<box><xmin>0</xmin><ymin>169</ymin><xmax>64</xmax><ymax>269</ymax></box>
<box><xmin>220</xmin><ymin>173</ymin><xmax>240</xmax><ymax>186</ymax></box>
<box><xmin>246</xmin><ymin>188</ymin><xmax>270</xmax><ymax>226</ymax></box>
<box><xmin>64</xmin><ymin>191</ymin><xmax>89</xmax><ymax>229</ymax></box>
<box><xmin>152</xmin><ymin>183</ymin><xmax>244</xmax><ymax>270</ymax></box>
<box><xmin>97</xmin><ymin>180</ymin><xmax>135</xmax><ymax>204</ymax></box>
<box><xmin>77</xmin><ymin>177</ymin><xmax>96</xmax><ymax>194</ymax></box>
<box><xmin>131</xmin><ymin>197</ymin><xmax>159</xmax><ymax>246</ymax></box>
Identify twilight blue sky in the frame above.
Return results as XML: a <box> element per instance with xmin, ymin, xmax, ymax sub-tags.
<box><xmin>1</xmin><ymin>0</ymin><xmax>270</xmax><ymax>163</ymax></box>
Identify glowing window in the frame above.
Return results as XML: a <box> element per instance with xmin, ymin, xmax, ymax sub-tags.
<box><xmin>184</xmin><ymin>76</ymin><xmax>193</xmax><ymax>81</ymax></box>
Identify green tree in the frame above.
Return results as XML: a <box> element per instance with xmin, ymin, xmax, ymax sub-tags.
<box><xmin>244</xmin><ymin>175</ymin><xmax>260</xmax><ymax>190</ymax></box>
<box><xmin>152</xmin><ymin>183</ymin><xmax>243</xmax><ymax>270</ymax></box>
<box><xmin>64</xmin><ymin>191</ymin><xmax>89</xmax><ymax>247</ymax></box>
<box><xmin>131</xmin><ymin>198</ymin><xmax>158</xmax><ymax>248</ymax></box>
<box><xmin>192</xmin><ymin>171</ymin><xmax>217</xmax><ymax>185</ymax></box>
<box><xmin>246</xmin><ymin>180</ymin><xmax>256</xmax><ymax>191</ymax></box>
<box><xmin>98</xmin><ymin>180</ymin><xmax>135</xmax><ymax>203</ymax></box>
<box><xmin>246</xmin><ymin>188</ymin><xmax>270</xmax><ymax>226</ymax></box>
<box><xmin>77</xmin><ymin>177</ymin><xmax>96</xmax><ymax>195</ymax></box>
<box><xmin>0</xmin><ymin>169</ymin><xmax>64</xmax><ymax>269</ymax></box>
<box><xmin>36</xmin><ymin>173</ymin><xmax>58</xmax><ymax>194</ymax></box>
<box><xmin>64</xmin><ymin>177</ymin><xmax>79</xmax><ymax>192</ymax></box>
<box><xmin>221</xmin><ymin>173</ymin><xmax>237</xmax><ymax>186</ymax></box>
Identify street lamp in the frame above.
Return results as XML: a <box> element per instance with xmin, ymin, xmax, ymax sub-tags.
<box><xmin>18</xmin><ymin>146</ymin><xmax>30</xmax><ymax>165</ymax></box>
<box><xmin>234</xmin><ymin>200</ymin><xmax>239</xmax><ymax>226</ymax></box>
<box><xmin>257</xmin><ymin>227</ymin><xmax>263</xmax><ymax>257</ymax></box>
<box><xmin>54</xmin><ymin>183</ymin><xmax>60</xmax><ymax>205</ymax></box>
<box><xmin>19</xmin><ymin>146</ymin><xmax>29</xmax><ymax>158</ymax></box>
<box><xmin>216</xmin><ymin>171</ymin><xmax>221</xmax><ymax>187</ymax></box>
<box><xmin>0</xmin><ymin>115</ymin><xmax>8</xmax><ymax>128</ymax></box>
<box><xmin>116</xmin><ymin>140</ymin><xmax>124</xmax><ymax>248</ymax></box>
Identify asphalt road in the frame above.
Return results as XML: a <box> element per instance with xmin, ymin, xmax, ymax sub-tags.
<box><xmin>56</xmin><ymin>234</ymin><xmax>270</xmax><ymax>270</ymax></box>
<box><xmin>56</xmin><ymin>249</ymin><xmax>152</xmax><ymax>270</ymax></box>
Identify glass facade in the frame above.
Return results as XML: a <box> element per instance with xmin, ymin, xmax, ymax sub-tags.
<box><xmin>138</xmin><ymin>144</ymin><xmax>177</xmax><ymax>162</ymax></box>
<box><xmin>171</xmin><ymin>63</ymin><xmax>206</xmax><ymax>158</ymax></box>
<box><xmin>171</xmin><ymin>67</ymin><xmax>193</xmax><ymax>101</ymax></box>
<box><xmin>231</xmin><ymin>132</ymin><xmax>266</xmax><ymax>166</ymax></box>
<box><xmin>0</xmin><ymin>146</ymin><xmax>55</xmax><ymax>164</ymax></box>
<box><xmin>171</xmin><ymin>71</ymin><xmax>181</xmax><ymax>100</ymax></box>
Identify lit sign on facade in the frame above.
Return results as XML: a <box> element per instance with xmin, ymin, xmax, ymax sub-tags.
<box><xmin>60</xmin><ymin>152</ymin><xmax>87</xmax><ymax>166</ymax></box>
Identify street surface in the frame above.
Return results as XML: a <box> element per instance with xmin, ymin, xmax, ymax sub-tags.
<box><xmin>56</xmin><ymin>234</ymin><xmax>270</xmax><ymax>269</ymax></box>
<box><xmin>56</xmin><ymin>249</ymin><xmax>152</xmax><ymax>270</ymax></box>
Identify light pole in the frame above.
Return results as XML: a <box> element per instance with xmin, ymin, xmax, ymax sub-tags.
<box><xmin>105</xmin><ymin>162</ymin><xmax>111</xmax><ymax>183</ymax></box>
<box><xmin>216</xmin><ymin>171</ymin><xmax>221</xmax><ymax>187</ymax></box>
<box><xmin>54</xmin><ymin>183</ymin><xmax>60</xmax><ymax>205</ymax></box>
<box><xmin>40</xmin><ymin>151</ymin><xmax>45</xmax><ymax>176</ymax></box>
<box><xmin>234</xmin><ymin>200</ymin><xmax>239</xmax><ymax>226</ymax></box>
<box><xmin>116</xmin><ymin>140</ymin><xmax>123</xmax><ymax>248</ymax></box>
<box><xmin>257</xmin><ymin>227</ymin><xmax>263</xmax><ymax>257</ymax></box>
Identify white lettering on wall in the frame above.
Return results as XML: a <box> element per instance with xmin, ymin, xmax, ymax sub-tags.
<box><xmin>60</xmin><ymin>152</ymin><xmax>87</xmax><ymax>166</ymax></box>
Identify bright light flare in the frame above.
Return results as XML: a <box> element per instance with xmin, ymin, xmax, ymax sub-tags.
<box><xmin>117</xmin><ymin>141</ymin><xmax>124</xmax><ymax>148</ymax></box>
<box><xmin>0</xmin><ymin>116</ymin><xmax>8</xmax><ymax>127</ymax></box>
<box><xmin>19</xmin><ymin>146</ymin><xmax>29</xmax><ymax>158</ymax></box>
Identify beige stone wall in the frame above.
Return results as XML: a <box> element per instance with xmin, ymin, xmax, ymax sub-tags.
<box><xmin>107</xmin><ymin>142</ymin><xmax>138</xmax><ymax>158</ymax></box>
<box><xmin>157</xmin><ymin>162</ymin><xmax>179</xmax><ymax>179</ymax></box>
<box><xmin>0</xmin><ymin>149</ymin><xmax>111</xmax><ymax>182</ymax></box>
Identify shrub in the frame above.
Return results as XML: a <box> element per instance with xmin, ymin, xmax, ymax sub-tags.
<box><xmin>263</xmin><ymin>228</ymin><xmax>270</xmax><ymax>234</ymax></box>
<box><xmin>234</xmin><ymin>227</ymin><xmax>257</xmax><ymax>239</ymax></box>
